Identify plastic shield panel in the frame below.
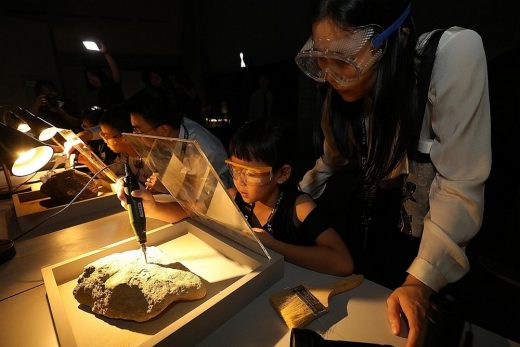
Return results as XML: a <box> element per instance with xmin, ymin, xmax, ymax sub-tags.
<box><xmin>58</xmin><ymin>128</ymin><xmax>119</xmax><ymax>182</ymax></box>
<box><xmin>123</xmin><ymin>133</ymin><xmax>271</xmax><ymax>259</ymax></box>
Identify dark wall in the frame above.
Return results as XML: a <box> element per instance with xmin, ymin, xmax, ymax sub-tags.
<box><xmin>1</xmin><ymin>0</ymin><xmax>518</xmax><ymax>114</ymax></box>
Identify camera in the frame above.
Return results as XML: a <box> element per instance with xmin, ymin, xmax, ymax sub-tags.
<box><xmin>43</xmin><ymin>95</ymin><xmax>62</xmax><ymax>110</ymax></box>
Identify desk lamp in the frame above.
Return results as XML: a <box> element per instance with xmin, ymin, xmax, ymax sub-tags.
<box><xmin>1</xmin><ymin>107</ymin><xmax>30</xmax><ymax>133</ymax></box>
<box><xmin>0</xmin><ymin>122</ymin><xmax>54</xmax><ymax>263</ymax></box>
<box><xmin>10</xmin><ymin>107</ymin><xmax>59</xmax><ymax>141</ymax></box>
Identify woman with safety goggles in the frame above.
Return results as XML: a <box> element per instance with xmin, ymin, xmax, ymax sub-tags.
<box><xmin>297</xmin><ymin>1</ymin><xmax>491</xmax><ymax>346</ymax></box>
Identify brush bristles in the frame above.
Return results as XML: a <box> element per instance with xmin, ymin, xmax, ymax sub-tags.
<box><xmin>270</xmin><ymin>290</ymin><xmax>319</xmax><ymax>328</ymax></box>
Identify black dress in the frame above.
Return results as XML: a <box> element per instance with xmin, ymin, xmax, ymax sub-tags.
<box><xmin>315</xmin><ymin>161</ymin><xmax>420</xmax><ymax>289</ymax></box>
<box><xmin>234</xmin><ymin>186</ymin><xmax>331</xmax><ymax>246</ymax></box>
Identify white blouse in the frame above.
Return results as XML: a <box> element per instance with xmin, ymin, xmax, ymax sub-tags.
<box><xmin>299</xmin><ymin>27</ymin><xmax>492</xmax><ymax>292</ymax></box>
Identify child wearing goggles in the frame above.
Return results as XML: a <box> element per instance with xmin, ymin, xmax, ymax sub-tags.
<box><xmin>118</xmin><ymin>118</ymin><xmax>354</xmax><ymax>276</ymax></box>
<box><xmin>298</xmin><ymin>0</ymin><xmax>491</xmax><ymax>346</ymax></box>
<box><xmin>226</xmin><ymin>119</ymin><xmax>353</xmax><ymax>276</ymax></box>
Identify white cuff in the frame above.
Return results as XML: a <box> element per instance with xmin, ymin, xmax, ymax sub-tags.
<box><xmin>298</xmin><ymin>157</ymin><xmax>337</xmax><ymax>199</ymax></box>
<box><xmin>407</xmin><ymin>218</ymin><xmax>470</xmax><ymax>292</ymax></box>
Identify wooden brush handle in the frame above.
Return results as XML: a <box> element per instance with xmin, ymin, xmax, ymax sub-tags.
<box><xmin>327</xmin><ymin>274</ymin><xmax>364</xmax><ymax>297</ymax></box>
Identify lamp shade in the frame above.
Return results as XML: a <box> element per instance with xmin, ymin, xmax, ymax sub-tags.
<box><xmin>1</xmin><ymin>108</ymin><xmax>29</xmax><ymax>133</ymax></box>
<box><xmin>0</xmin><ymin>122</ymin><xmax>54</xmax><ymax>176</ymax></box>
<box><xmin>11</xmin><ymin>107</ymin><xmax>58</xmax><ymax>141</ymax></box>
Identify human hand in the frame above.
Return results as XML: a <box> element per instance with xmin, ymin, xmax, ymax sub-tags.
<box><xmin>116</xmin><ymin>177</ymin><xmax>156</xmax><ymax>212</ymax></box>
<box><xmin>32</xmin><ymin>94</ymin><xmax>47</xmax><ymax>112</ymax></box>
<box><xmin>252</xmin><ymin>227</ymin><xmax>274</xmax><ymax>247</ymax></box>
<box><xmin>77</xmin><ymin>153</ymin><xmax>89</xmax><ymax>166</ymax></box>
<box><xmin>145</xmin><ymin>172</ymin><xmax>159</xmax><ymax>191</ymax></box>
<box><xmin>97</xmin><ymin>41</ymin><xmax>108</xmax><ymax>54</ymax></box>
<box><xmin>63</xmin><ymin>139</ymin><xmax>82</xmax><ymax>158</ymax></box>
<box><xmin>387</xmin><ymin>274</ymin><xmax>434</xmax><ymax>347</ymax></box>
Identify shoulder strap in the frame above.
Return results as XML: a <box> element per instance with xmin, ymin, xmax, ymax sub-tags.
<box><xmin>410</xmin><ymin>29</ymin><xmax>446</xmax><ymax>162</ymax></box>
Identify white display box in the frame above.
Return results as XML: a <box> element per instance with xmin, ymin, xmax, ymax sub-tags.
<box><xmin>12</xmin><ymin>188</ymin><xmax>123</xmax><ymax>235</ymax></box>
<box><xmin>42</xmin><ymin>219</ymin><xmax>284</xmax><ymax>347</ymax></box>
<box><xmin>42</xmin><ymin>134</ymin><xmax>284</xmax><ymax>346</ymax></box>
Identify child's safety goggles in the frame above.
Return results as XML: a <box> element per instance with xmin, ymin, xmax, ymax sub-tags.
<box><xmin>295</xmin><ymin>4</ymin><xmax>411</xmax><ymax>86</ymax></box>
<box><xmin>225</xmin><ymin>159</ymin><xmax>273</xmax><ymax>186</ymax></box>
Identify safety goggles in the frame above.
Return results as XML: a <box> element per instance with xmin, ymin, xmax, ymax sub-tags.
<box><xmin>225</xmin><ymin>159</ymin><xmax>273</xmax><ymax>186</ymax></box>
<box><xmin>295</xmin><ymin>4</ymin><xmax>411</xmax><ymax>86</ymax></box>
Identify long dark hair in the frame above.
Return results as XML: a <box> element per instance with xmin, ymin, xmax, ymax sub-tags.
<box><xmin>313</xmin><ymin>0</ymin><xmax>417</xmax><ymax>184</ymax></box>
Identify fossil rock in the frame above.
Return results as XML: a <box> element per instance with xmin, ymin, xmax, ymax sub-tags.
<box><xmin>40</xmin><ymin>169</ymin><xmax>99</xmax><ymax>205</ymax></box>
<box><xmin>73</xmin><ymin>247</ymin><xmax>206</xmax><ymax>322</ymax></box>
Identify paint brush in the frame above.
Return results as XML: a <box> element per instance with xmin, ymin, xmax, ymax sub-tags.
<box><xmin>270</xmin><ymin>274</ymin><xmax>364</xmax><ymax>329</ymax></box>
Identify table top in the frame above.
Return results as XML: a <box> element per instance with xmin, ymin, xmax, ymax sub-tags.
<box><xmin>0</xmin><ymin>211</ymin><xmax>517</xmax><ymax>347</ymax></box>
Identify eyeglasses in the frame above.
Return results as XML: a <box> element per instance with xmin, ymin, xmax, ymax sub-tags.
<box><xmin>133</xmin><ymin>123</ymin><xmax>165</xmax><ymax>135</ymax></box>
<box><xmin>295</xmin><ymin>4</ymin><xmax>412</xmax><ymax>86</ymax></box>
<box><xmin>295</xmin><ymin>25</ymin><xmax>386</xmax><ymax>86</ymax></box>
<box><xmin>99</xmin><ymin>132</ymin><xmax>123</xmax><ymax>145</ymax></box>
<box><xmin>225</xmin><ymin>159</ymin><xmax>273</xmax><ymax>186</ymax></box>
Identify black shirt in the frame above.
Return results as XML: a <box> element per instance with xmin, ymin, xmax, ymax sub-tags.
<box><xmin>234</xmin><ymin>186</ymin><xmax>331</xmax><ymax>246</ymax></box>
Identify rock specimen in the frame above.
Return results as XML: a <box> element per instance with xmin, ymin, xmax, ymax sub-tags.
<box><xmin>73</xmin><ymin>247</ymin><xmax>207</xmax><ymax>322</ymax></box>
<box><xmin>40</xmin><ymin>169</ymin><xmax>99</xmax><ymax>206</ymax></box>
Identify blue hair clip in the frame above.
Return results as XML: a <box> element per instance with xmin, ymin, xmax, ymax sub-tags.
<box><xmin>372</xmin><ymin>4</ymin><xmax>412</xmax><ymax>49</ymax></box>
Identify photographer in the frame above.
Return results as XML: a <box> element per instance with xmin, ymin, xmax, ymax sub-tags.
<box><xmin>84</xmin><ymin>42</ymin><xmax>125</xmax><ymax>109</ymax></box>
<box><xmin>31</xmin><ymin>80</ymin><xmax>81</xmax><ymax>131</ymax></box>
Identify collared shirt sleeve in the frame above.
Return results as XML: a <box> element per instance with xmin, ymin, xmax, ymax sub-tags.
<box><xmin>299</xmin><ymin>107</ymin><xmax>349</xmax><ymax>198</ymax></box>
<box><xmin>183</xmin><ymin>118</ymin><xmax>233</xmax><ymax>189</ymax></box>
<box><xmin>407</xmin><ymin>27</ymin><xmax>492</xmax><ymax>291</ymax></box>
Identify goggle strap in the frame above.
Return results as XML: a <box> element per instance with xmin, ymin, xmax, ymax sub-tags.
<box><xmin>372</xmin><ymin>4</ymin><xmax>412</xmax><ymax>49</ymax></box>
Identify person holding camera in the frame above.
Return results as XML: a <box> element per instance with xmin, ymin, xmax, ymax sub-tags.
<box><xmin>31</xmin><ymin>79</ymin><xmax>81</xmax><ymax>131</ymax></box>
<box><xmin>84</xmin><ymin>42</ymin><xmax>125</xmax><ymax>109</ymax></box>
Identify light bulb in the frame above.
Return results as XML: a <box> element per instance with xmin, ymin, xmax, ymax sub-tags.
<box><xmin>239</xmin><ymin>52</ymin><xmax>246</xmax><ymax>68</ymax></box>
<box><xmin>83</xmin><ymin>41</ymin><xmax>100</xmax><ymax>51</ymax></box>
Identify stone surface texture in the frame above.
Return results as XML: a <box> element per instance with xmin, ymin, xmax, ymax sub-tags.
<box><xmin>73</xmin><ymin>247</ymin><xmax>206</xmax><ymax>322</ymax></box>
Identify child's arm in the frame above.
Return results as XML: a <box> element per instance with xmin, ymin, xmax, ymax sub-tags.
<box><xmin>117</xmin><ymin>179</ymin><xmax>188</xmax><ymax>224</ymax></box>
<box><xmin>255</xmin><ymin>194</ymin><xmax>353</xmax><ymax>276</ymax></box>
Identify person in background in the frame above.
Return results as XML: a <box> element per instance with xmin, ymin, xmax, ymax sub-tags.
<box><xmin>127</xmin><ymin>92</ymin><xmax>232</xmax><ymax>188</ymax></box>
<box><xmin>141</xmin><ymin>67</ymin><xmax>179</xmax><ymax>102</ymax></box>
<box><xmin>170</xmin><ymin>71</ymin><xmax>202</xmax><ymax>123</ymax></box>
<box><xmin>117</xmin><ymin>118</ymin><xmax>354</xmax><ymax>276</ymax></box>
<box><xmin>297</xmin><ymin>0</ymin><xmax>491</xmax><ymax>346</ymax></box>
<box><xmin>76</xmin><ymin>106</ymin><xmax>126</xmax><ymax>179</ymax></box>
<box><xmin>31</xmin><ymin>79</ymin><xmax>81</xmax><ymax>131</ymax></box>
<box><xmin>76</xmin><ymin>106</ymin><xmax>103</xmax><ymax>144</ymax></box>
<box><xmin>248</xmin><ymin>74</ymin><xmax>274</xmax><ymax>121</ymax></box>
<box><xmin>84</xmin><ymin>42</ymin><xmax>124</xmax><ymax>109</ymax></box>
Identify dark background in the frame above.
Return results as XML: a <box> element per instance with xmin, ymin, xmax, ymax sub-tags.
<box><xmin>1</xmin><ymin>0</ymin><xmax>519</xmax><ymax>342</ymax></box>
<box><xmin>1</xmin><ymin>0</ymin><xmax>518</xmax><ymax>140</ymax></box>
<box><xmin>1</xmin><ymin>0</ymin><xmax>519</xmax><ymax>154</ymax></box>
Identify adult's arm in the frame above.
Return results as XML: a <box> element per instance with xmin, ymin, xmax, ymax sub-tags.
<box><xmin>299</xmin><ymin>109</ymin><xmax>349</xmax><ymax>198</ymax></box>
<box><xmin>407</xmin><ymin>27</ymin><xmax>492</xmax><ymax>292</ymax></box>
<box><xmin>99</xmin><ymin>42</ymin><xmax>121</xmax><ymax>83</ymax></box>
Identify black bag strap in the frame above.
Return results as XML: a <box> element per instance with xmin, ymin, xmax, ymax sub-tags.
<box><xmin>410</xmin><ymin>29</ymin><xmax>446</xmax><ymax>162</ymax></box>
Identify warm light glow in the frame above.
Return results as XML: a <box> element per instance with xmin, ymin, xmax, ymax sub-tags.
<box><xmin>63</xmin><ymin>139</ymin><xmax>82</xmax><ymax>155</ymax></box>
<box><xmin>38</xmin><ymin>126</ymin><xmax>58</xmax><ymax>141</ymax></box>
<box><xmin>239</xmin><ymin>52</ymin><xmax>246</xmax><ymax>68</ymax></box>
<box><xmin>17</xmin><ymin>123</ymin><xmax>31</xmax><ymax>133</ymax></box>
<box><xmin>82</xmin><ymin>40</ymin><xmax>100</xmax><ymax>51</ymax></box>
<box><xmin>12</xmin><ymin>146</ymin><xmax>54</xmax><ymax>176</ymax></box>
